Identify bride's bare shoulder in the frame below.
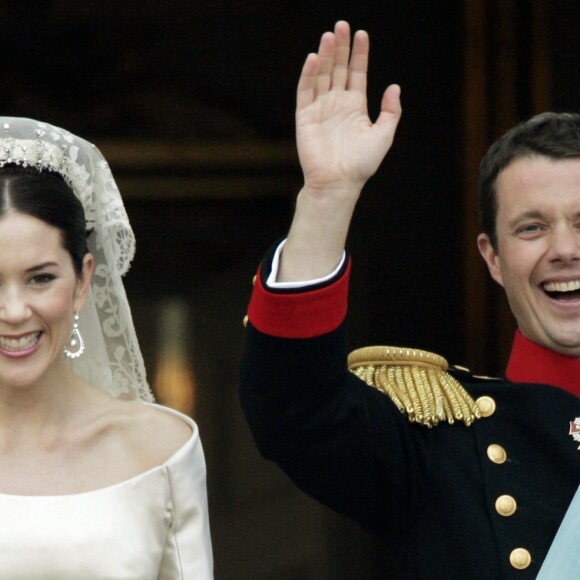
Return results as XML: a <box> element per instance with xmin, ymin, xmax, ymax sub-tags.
<box><xmin>103</xmin><ymin>400</ymin><xmax>193</xmax><ymax>468</ymax></box>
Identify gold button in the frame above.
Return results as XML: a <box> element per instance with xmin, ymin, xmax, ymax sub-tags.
<box><xmin>509</xmin><ymin>548</ymin><xmax>531</xmax><ymax>570</ymax></box>
<box><xmin>243</xmin><ymin>315</ymin><xmax>249</xmax><ymax>327</ymax></box>
<box><xmin>495</xmin><ymin>495</ymin><xmax>517</xmax><ymax>516</ymax></box>
<box><xmin>487</xmin><ymin>444</ymin><xmax>507</xmax><ymax>464</ymax></box>
<box><xmin>252</xmin><ymin>275</ymin><xmax>257</xmax><ymax>286</ymax></box>
<box><xmin>476</xmin><ymin>396</ymin><xmax>496</xmax><ymax>417</ymax></box>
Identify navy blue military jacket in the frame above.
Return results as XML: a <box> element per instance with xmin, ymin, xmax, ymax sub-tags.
<box><xmin>240</xmin><ymin>322</ymin><xmax>580</xmax><ymax>579</ymax></box>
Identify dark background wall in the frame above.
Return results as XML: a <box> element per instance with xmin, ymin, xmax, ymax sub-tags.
<box><xmin>1</xmin><ymin>1</ymin><xmax>578</xmax><ymax>578</ymax></box>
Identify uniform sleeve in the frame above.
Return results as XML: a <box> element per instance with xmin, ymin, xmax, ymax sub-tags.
<box><xmin>158</xmin><ymin>421</ymin><xmax>214</xmax><ymax>580</ymax></box>
<box><xmin>246</xmin><ymin>245</ymin><xmax>351</xmax><ymax>338</ymax></box>
<box><xmin>240</xmin><ymin>253</ymin><xmax>424</xmax><ymax>542</ymax></box>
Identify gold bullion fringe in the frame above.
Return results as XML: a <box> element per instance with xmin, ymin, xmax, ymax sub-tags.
<box><xmin>348</xmin><ymin>346</ymin><xmax>481</xmax><ymax>428</ymax></box>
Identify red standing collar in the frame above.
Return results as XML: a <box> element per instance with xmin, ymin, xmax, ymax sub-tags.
<box><xmin>506</xmin><ymin>330</ymin><xmax>580</xmax><ymax>397</ymax></box>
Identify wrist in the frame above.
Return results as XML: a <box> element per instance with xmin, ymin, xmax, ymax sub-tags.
<box><xmin>300</xmin><ymin>180</ymin><xmax>364</xmax><ymax>201</ymax></box>
<box><xmin>278</xmin><ymin>194</ymin><xmax>354</xmax><ymax>282</ymax></box>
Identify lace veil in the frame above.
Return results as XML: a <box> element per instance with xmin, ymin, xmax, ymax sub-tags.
<box><xmin>0</xmin><ymin>117</ymin><xmax>153</xmax><ymax>402</ymax></box>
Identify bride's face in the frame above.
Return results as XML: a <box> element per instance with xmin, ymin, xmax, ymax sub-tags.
<box><xmin>0</xmin><ymin>212</ymin><xmax>92</xmax><ymax>391</ymax></box>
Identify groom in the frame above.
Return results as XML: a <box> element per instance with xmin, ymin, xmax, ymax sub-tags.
<box><xmin>240</xmin><ymin>21</ymin><xmax>580</xmax><ymax>578</ymax></box>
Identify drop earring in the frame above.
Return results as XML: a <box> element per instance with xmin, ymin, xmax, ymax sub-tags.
<box><xmin>64</xmin><ymin>311</ymin><xmax>85</xmax><ymax>359</ymax></box>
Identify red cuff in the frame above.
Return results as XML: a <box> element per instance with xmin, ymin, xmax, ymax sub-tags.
<box><xmin>247</xmin><ymin>260</ymin><xmax>351</xmax><ymax>338</ymax></box>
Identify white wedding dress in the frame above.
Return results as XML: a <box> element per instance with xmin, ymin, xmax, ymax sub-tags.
<box><xmin>0</xmin><ymin>404</ymin><xmax>213</xmax><ymax>579</ymax></box>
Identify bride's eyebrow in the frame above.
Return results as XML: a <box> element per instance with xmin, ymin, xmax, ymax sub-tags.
<box><xmin>25</xmin><ymin>262</ymin><xmax>59</xmax><ymax>273</ymax></box>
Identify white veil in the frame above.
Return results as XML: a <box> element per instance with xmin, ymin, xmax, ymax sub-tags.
<box><xmin>0</xmin><ymin>117</ymin><xmax>153</xmax><ymax>402</ymax></box>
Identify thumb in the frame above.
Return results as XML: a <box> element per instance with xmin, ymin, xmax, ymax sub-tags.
<box><xmin>375</xmin><ymin>84</ymin><xmax>402</xmax><ymax>131</ymax></box>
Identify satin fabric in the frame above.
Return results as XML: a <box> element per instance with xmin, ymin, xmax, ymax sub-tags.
<box><xmin>537</xmin><ymin>485</ymin><xmax>580</xmax><ymax>579</ymax></box>
<box><xmin>0</xmin><ymin>404</ymin><xmax>213</xmax><ymax>579</ymax></box>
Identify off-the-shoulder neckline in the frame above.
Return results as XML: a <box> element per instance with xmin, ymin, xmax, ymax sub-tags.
<box><xmin>0</xmin><ymin>403</ymin><xmax>196</xmax><ymax>499</ymax></box>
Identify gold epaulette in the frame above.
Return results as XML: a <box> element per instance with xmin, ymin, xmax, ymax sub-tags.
<box><xmin>348</xmin><ymin>346</ymin><xmax>481</xmax><ymax>428</ymax></box>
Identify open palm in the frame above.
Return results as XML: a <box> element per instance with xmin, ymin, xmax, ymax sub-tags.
<box><xmin>296</xmin><ymin>21</ymin><xmax>402</xmax><ymax>194</ymax></box>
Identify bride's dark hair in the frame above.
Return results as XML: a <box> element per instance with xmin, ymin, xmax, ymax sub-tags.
<box><xmin>0</xmin><ymin>164</ymin><xmax>89</xmax><ymax>276</ymax></box>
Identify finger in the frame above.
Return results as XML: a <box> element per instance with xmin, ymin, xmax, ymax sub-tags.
<box><xmin>330</xmin><ymin>21</ymin><xmax>351</xmax><ymax>90</ymax></box>
<box><xmin>315</xmin><ymin>31</ymin><xmax>336</xmax><ymax>96</ymax></box>
<box><xmin>347</xmin><ymin>30</ymin><xmax>369</xmax><ymax>95</ymax></box>
<box><xmin>374</xmin><ymin>84</ymin><xmax>403</xmax><ymax>136</ymax></box>
<box><xmin>296</xmin><ymin>53</ymin><xmax>319</xmax><ymax>111</ymax></box>
<box><xmin>379</xmin><ymin>84</ymin><xmax>402</xmax><ymax>117</ymax></box>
